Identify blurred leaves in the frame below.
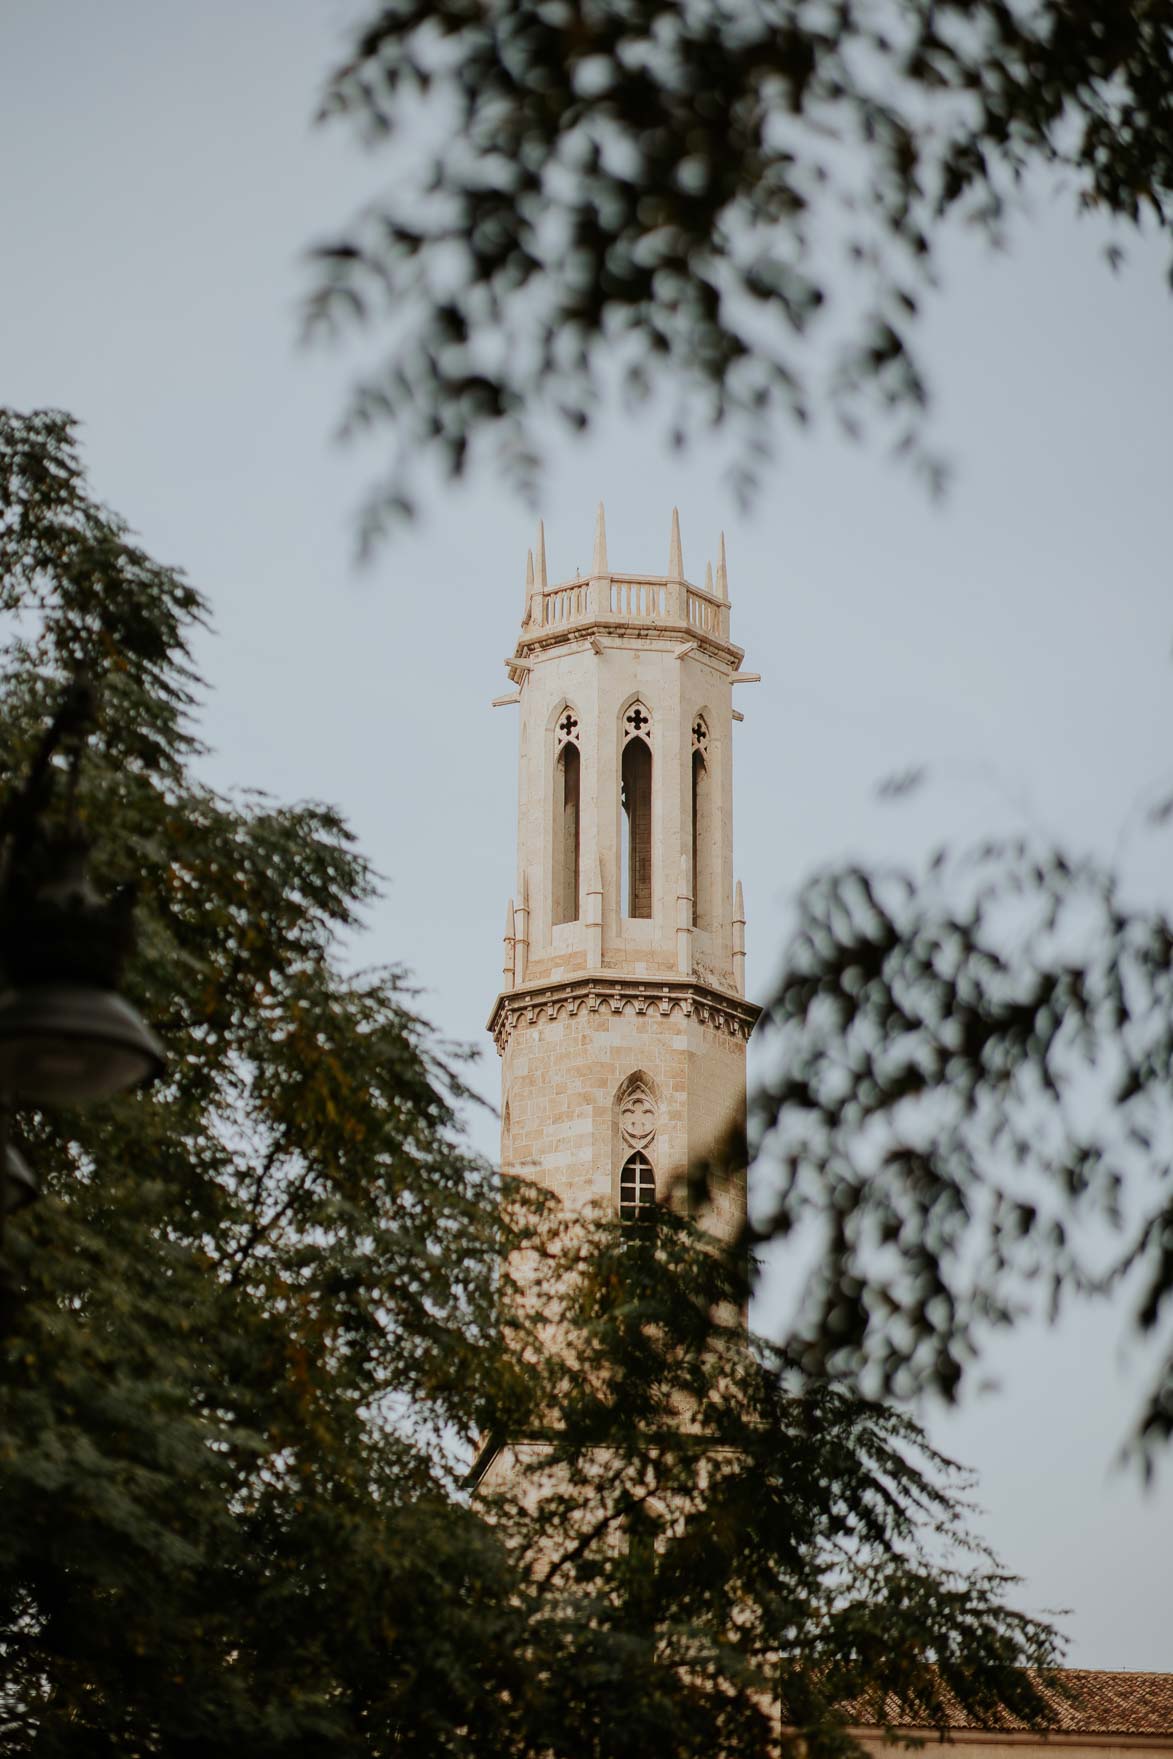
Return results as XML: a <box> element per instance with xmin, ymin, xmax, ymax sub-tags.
<box><xmin>308</xmin><ymin>0</ymin><xmax>1172</xmax><ymax>538</ymax></box>
<box><xmin>750</xmin><ymin>839</ymin><xmax>1173</xmax><ymax>1465</ymax></box>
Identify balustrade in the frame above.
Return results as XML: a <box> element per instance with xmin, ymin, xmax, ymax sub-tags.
<box><xmin>534</xmin><ymin>575</ymin><xmax>728</xmax><ymax>640</ymax></box>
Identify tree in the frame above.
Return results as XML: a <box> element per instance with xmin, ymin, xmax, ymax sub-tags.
<box><xmin>0</xmin><ymin>405</ymin><xmax>520</xmax><ymax>1753</ymax></box>
<box><xmin>307</xmin><ymin>0</ymin><xmax>1172</xmax><ymax>540</ymax></box>
<box><xmin>0</xmin><ymin>408</ymin><xmax>1061</xmax><ymax>1754</ymax></box>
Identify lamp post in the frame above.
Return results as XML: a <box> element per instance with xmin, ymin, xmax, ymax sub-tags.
<box><xmin>0</xmin><ymin>667</ymin><xmax>165</xmax><ymax>1266</ymax></box>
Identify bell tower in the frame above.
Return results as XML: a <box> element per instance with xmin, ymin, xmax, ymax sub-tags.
<box><xmin>489</xmin><ymin>507</ymin><xmax>759</xmax><ymax>1235</ymax></box>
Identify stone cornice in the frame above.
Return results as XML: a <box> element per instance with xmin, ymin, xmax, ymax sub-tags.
<box><xmin>487</xmin><ymin>972</ymin><xmax>761</xmax><ymax>1054</ymax></box>
<box><xmin>512</xmin><ymin>619</ymin><xmax>744</xmax><ymax>679</ymax></box>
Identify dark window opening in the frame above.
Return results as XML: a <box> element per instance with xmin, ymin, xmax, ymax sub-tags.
<box><xmin>691</xmin><ymin>749</ymin><xmax>710</xmax><ymax>929</ymax></box>
<box><xmin>554</xmin><ymin>742</ymin><xmax>581</xmax><ymax>923</ymax></box>
<box><xmin>621</xmin><ymin>738</ymin><xmax>652</xmax><ymax>918</ymax></box>
<box><xmin>619</xmin><ymin>1151</ymin><xmax>656</xmax><ymax>1220</ymax></box>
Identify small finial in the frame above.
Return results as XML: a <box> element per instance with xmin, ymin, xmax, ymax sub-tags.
<box><xmin>678</xmin><ymin>852</ymin><xmax>691</xmax><ymax>893</ymax></box>
<box><xmin>520</xmin><ymin>868</ymin><xmax>529</xmax><ymax>907</ymax></box>
<box><xmin>536</xmin><ymin>520</ymin><xmax>548</xmax><ymax>590</ymax></box>
<box><xmin>505</xmin><ymin>898</ymin><xmax>515</xmax><ymax>935</ymax></box>
<box><xmin>717</xmin><ymin>530</ymin><xmax>729</xmax><ymax>601</ymax></box>
<box><xmin>591</xmin><ymin>854</ymin><xmax>602</xmax><ymax>893</ymax></box>
<box><xmin>525</xmin><ymin>548</ymin><xmax>534</xmax><ymax>588</ymax></box>
<box><xmin>704</xmin><ymin>559</ymin><xmax>714</xmax><ymax>594</ymax></box>
<box><xmin>668</xmin><ymin>507</ymin><xmax>684</xmax><ymax>579</ymax></box>
<box><xmin>735</xmin><ymin>879</ymin><xmax>745</xmax><ymax>919</ymax></box>
<box><xmin>591</xmin><ymin>500</ymin><xmax>608</xmax><ymax>576</ymax></box>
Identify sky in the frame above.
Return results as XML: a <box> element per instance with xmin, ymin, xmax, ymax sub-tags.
<box><xmin>2</xmin><ymin>0</ymin><xmax>1172</xmax><ymax>1672</ymax></box>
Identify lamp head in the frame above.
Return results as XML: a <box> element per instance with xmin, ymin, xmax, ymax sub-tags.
<box><xmin>0</xmin><ymin>984</ymin><xmax>165</xmax><ymax>1104</ymax></box>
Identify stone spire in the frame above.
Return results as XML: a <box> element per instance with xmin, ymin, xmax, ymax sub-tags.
<box><xmin>668</xmin><ymin>507</ymin><xmax>684</xmax><ymax>580</ymax></box>
<box><xmin>536</xmin><ymin>519</ymin><xmax>548</xmax><ymax>590</ymax></box>
<box><xmin>704</xmin><ymin>560</ymin><xmax>714</xmax><ymax>595</ymax></box>
<box><xmin>716</xmin><ymin>531</ymin><xmax>729</xmax><ymax>601</ymax></box>
<box><xmin>591</xmin><ymin>501</ymin><xmax>608</xmax><ymax>576</ymax></box>
<box><xmin>733</xmin><ymin>879</ymin><xmax>746</xmax><ymax>995</ymax></box>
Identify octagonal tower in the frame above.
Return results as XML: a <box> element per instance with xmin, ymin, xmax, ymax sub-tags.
<box><xmin>488</xmin><ymin>506</ymin><xmax>759</xmax><ymax>1236</ymax></box>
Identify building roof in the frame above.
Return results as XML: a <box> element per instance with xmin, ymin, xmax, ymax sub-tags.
<box><xmin>853</xmin><ymin>1671</ymin><xmax>1173</xmax><ymax>1738</ymax></box>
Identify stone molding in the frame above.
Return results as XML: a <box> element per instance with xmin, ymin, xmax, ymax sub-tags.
<box><xmin>509</xmin><ymin>619</ymin><xmax>744</xmax><ymax>684</ymax></box>
<box><xmin>487</xmin><ymin>972</ymin><xmax>761</xmax><ymax>1054</ymax></box>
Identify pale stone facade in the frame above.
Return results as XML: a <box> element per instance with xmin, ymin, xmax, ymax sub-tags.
<box><xmin>488</xmin><ymin>505</ymin><xmax>759</xmax><ymax>1227</ymax></box>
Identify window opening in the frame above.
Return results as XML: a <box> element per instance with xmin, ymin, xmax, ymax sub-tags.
<box><xmin>619</xmin><ymin>1151</ymin><xmax>656</xmax><ymax>1220</ymax></box>
<box><xmin>553</xmin><ymin>708</ymin><xmax>581</xmax><ymax>924</ymax></box>
<box><xmin>691</xmin><ymin>718</ymin><xmax>710</xmax><ymax>930</ymax></box>
<box><xmin>621</xmin><ymin>702</ymin><xmax>653</xmax><ymax>919</ymax></box>
<box><xmin>554</xmin><ymin>745</ymin><xmax>581</xmax><ymax>923</ymax></box>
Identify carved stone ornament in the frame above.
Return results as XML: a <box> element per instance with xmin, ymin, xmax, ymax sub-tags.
<box><xmin>487</xmin><ymin>975</ymin><xmax>761</xmax><ymax>1053</ymax></box>
<box><xmin>619</xmin><ymin>1083</ymin><xmax>657</xmax><ymax>1151</ymax></box>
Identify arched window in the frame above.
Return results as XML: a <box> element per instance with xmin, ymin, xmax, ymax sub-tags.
<box><xmin>621</xmin><ymin>701</ymin><xmax>652</xmax><ymax>919</ymax></box>
<box><xmin>619</xmin><ymin>1151</ymin><xmax>656</xmax><ymax>1220</ymax></box>
<box><xmin>553</xmin><ymin>707</ymin><xmax>581</xmax><ymax>924</ymax></box>
<box><xmin>690</xmin><ymin>716</ymin><xmax>711</xmax><ymax>930</ymax></box>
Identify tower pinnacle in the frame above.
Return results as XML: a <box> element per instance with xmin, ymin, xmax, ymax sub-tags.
<box><xmin>668</xmin><ymin>507</ymin><xmax>684</xmax><ymax>580</ymax></box>
<box><xmin>591</xmin><ymin>502</ymin><xmax>608</xmax><ymax>576</ymax></box>
<box><xmin>536</xmin><ymin>519</ymin><xmax>548</xmax><ymax>590</ymax></box>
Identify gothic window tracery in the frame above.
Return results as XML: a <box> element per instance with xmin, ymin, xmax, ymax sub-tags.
<box><xmin>618</xmin><ymin>1078</ymin><xmax>657</xmax><ymax>1153</ymax></box>
<box><xmin>623</xmin><ymin>702</ymin><xmax>652</xmax><ymax>744</ymax></box>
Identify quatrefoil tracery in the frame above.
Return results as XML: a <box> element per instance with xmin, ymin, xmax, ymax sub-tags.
<box><xmin>623</xmin><ymin>702</ymin><xmax>652</xmax><ymax>743</ymax></box>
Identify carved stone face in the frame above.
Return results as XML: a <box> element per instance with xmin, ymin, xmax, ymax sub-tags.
<box><xmin>620</xmin><ymin>1087</ymin><xmax>656</xmax><ymax>1150</ymax></box>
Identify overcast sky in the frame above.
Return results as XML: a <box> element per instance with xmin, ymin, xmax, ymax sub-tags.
<box><xmin>2</xmin><ymin>0</ymin><xmax>1171</xmax><ymax>1672</ymax></box>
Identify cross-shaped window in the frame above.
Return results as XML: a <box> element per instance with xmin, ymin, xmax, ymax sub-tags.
<box><xmin>558</xmin><ymin>711</ymin><xmax>579</xmax><ymax>743</ymax></box>
<box><xmin>692</xmin><ymin>719</ymin><xmax>707</xmax><ymax>747</ymax></box>
<box><xmin>625</xmin><ymin>705</ymin><xmax>650</xmax><ymax>737</ymax></box>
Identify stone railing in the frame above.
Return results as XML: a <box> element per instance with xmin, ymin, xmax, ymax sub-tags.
<box><xmin>540</xmin><ymin>581</ymin><xmax>591</xmax><ymax>626</ymax></box>
<box><xmin>534</xmin><ymin>574</ymin><xmax>729</xmax><ymax>642</ymax></box>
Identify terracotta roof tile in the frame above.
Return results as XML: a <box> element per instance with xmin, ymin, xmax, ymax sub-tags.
<box><xmin>851</xmin><ymin>1671</ymin><xmax>1173</xmax><ymax>1737</ymax></box>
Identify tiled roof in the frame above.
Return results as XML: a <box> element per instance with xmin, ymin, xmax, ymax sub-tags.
<box><xmin>852</xmin><ymin>1671</ymin><xmax>1173</xmax><ymax>1737</ymax></box>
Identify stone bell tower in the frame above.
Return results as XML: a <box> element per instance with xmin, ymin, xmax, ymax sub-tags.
<box><xmin>488</xmin><ymin>506</ymin><xmax>760</xmax><ymax>1235</ymax></box>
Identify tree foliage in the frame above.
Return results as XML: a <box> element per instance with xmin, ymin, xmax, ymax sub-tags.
<box><xmin>308</xmin><ymin>0</ymin><xmax>1173</xmax><ymax>538</ymax></box>
<box><xmin>0</xmin><ymin>409</ymin><xmax>1061</xmax><ymax>1754</ymax></box>
<box><xmin>750</xmin><ymin>837</ymin><xmax>1173</xmax><ymax>1466</ymax></box>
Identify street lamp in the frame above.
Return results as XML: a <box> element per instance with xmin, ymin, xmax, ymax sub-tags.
<box><xmin>0</xmin><ymin>814</ymin><xmax>165</xmax><ymax>1104</ymax></box>
<box><xmin>0</xmin><ymin>667</ymin><xmax>165</xmax><ymax>1228</ymax></box>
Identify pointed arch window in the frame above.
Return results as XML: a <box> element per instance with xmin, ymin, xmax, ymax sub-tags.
<box><xmin>553</xmin><ymin>706</ymin><xmax>581</xmax><ymax>924</ymax></box>
<box><xmin>691</xmin><ymin>716</ymin><xmax>711</xmax><ymax>930</ymax></box>
<box><xmin>619</xmin><ymin>1151</ymin><xmax>656</xmax><ymax>1221</ymax></box>
<box><xmin>621</xmin><ymin>701</ymin><xmax>652</xmax><ymax>919</ymax></box>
